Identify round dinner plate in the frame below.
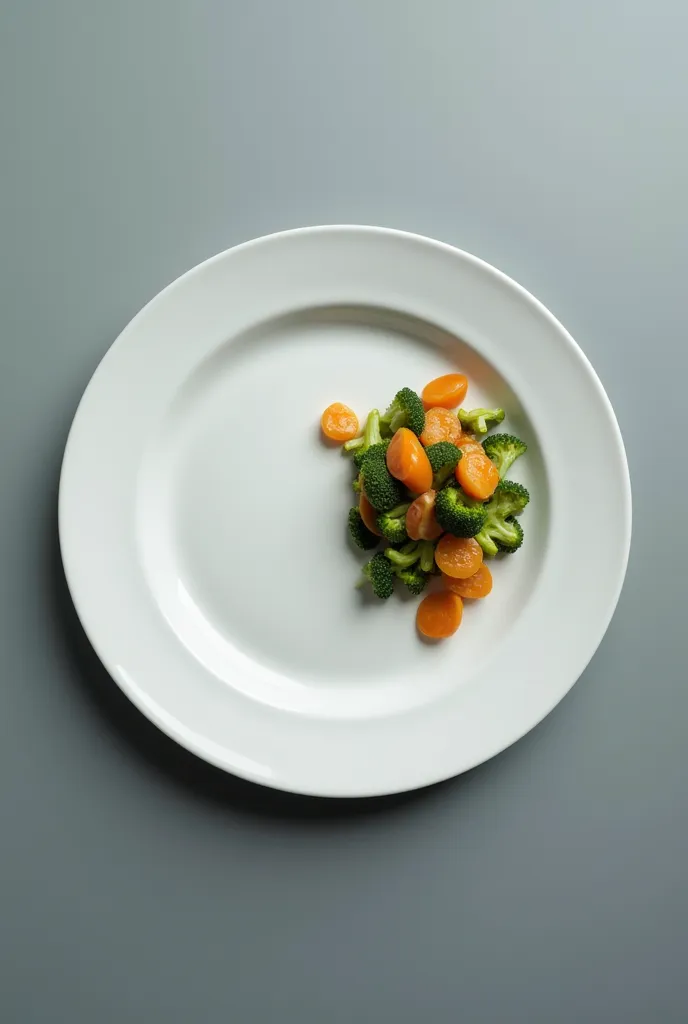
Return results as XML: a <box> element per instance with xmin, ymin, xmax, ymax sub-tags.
<box><xmin>59</xmin><ymin>226</ymin><xmax>631</xmax><ymax>797</ymax></box>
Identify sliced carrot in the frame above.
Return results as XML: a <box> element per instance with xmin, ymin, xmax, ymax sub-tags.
<box><xmin>443</xmin><ymin>564</ymin><xmax>493</xmax><ymax>599</ymax></box>
<box><xmin>457</xmin><ymin>434</ymin><xmax>483</xmax><ymax>456</ymax></box>
<box><xmin>321</xmin><ymin>402</ymin><xmax>359</xmax><ymax>442</ymax></box>
<box><xmin>359</xmin><ymin>492</ymin><xmax>382</xmax><ymax>536</ymax></box>
<box><xmin>422</xmin><ymin>373</ymin><xmax>468</xmax><ymax>410</ymax></box>
<box><xmin>417</xmin><ymin>592</ymin><xmax>463</xmax><ymax>639</ymax></box>
<box><xmin>406</xmin><ymin>490</ymin><xmax>443</xmax><ymax>541</ymax></box>
<box><xmin>419</xmin><ymin>407</ymin><xmax>462</xmax><ymax>447</ymax></box>
<box><xmin>456</xmin><ymin>449</ymin><xmax>500</xmax><ymax>500</ymax></box>
<box><xmin>386</xmin><ymin>427</ymin><xmax>433</xmax><ymax>494</ymax></box>
<box><xmin>435</xmin><ymin>534</ymin><xmax>483</xmax><ymax>579</ymax></box>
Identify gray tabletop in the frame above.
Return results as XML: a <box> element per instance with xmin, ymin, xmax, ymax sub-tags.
<box><xmin>1</xmin><ymin>2</ymin><xmax>686</xmax><ymax>1021</ymax></box>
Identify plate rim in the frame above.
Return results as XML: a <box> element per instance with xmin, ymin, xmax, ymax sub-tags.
<box><xmin>59</xmin><ymin>225</ymin><xmax>632</xmax><ymax>797</ymax></box>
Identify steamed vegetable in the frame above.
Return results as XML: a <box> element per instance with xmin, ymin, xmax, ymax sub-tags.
<box><xmin>458</xmin><ymin>407</ymin><xmax>505</xmax><ymax>435</ymax></box>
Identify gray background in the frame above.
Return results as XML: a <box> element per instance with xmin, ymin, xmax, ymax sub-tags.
<box><xmin>0</xmin><ymin>1</ymin><xmax>685</xmax><ymax>1021</ymax></box>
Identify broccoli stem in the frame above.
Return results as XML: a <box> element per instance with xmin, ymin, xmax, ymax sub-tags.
<box><xmin>385</xmin><ymin>547</ymin><xmax>421</xmax><ymax>568</ymax></box>
<box><xmin>419</xmin><ymin>541</ymin><xmax>435</xmax><ymax>573</ymax></box>
<box><xmin>343</xmin><ymin>408</ymin><xmax>381</xmax><ymax>453</ymax></box>
<box><xmin>387</xmin><ymin>503</ymin><xmax>411</xmax><ymax>518</ymax></box>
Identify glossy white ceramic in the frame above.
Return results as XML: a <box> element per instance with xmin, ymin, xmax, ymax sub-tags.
<box><xmin>59</xmin><ymin>226</ymin><xmax>631</xmax><ymax>796</ymax></box>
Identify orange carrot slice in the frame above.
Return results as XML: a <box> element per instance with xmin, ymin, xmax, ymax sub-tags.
<box><xmin>359</xmin><ymin>492</ymin><xmax>382</xmax><ymax>536</ymax></box>
<box><xmin>320</xmin><ymin>402</ymin><xmax>359</xmax><ymax>442</ymax></box>
<box><xmin>443</xmin><ymin>564</ymin><xmax>493</xmax><ymax>599</ymax></box>
<box><xmin>386</xmin><ymin>427</ymin><xmax>433</xmax><ymax>494</ymax></box>
<box><xmin>419</xmin><ymin>407</ymin><xmax>462</xmax><ymax>447</ymax></box>
<box><xmin>456</xmin><ymin>449</ymin><xmax>500</xmax><ymax>500</ymax></box>
<box><xmin>435</xmin><ymin>535</ymin><xmax>483</xmax><ymax>579</ymax></box>
<box><xmin>417</xmin><ymin>592</ymin><xmax>463</xmax><ymax>638</ymax></box>
<box><xmin>422</xmin><ymin>373</ymin><xmax>468</xmax><ymax>410</ymax></box>
<box><xmin>456</xmin><ymin>435</ymin><xmax>483</xmax><ymax>456</ymax></box>
<box><xmin>406</xmin><ymin>490</ymin><xmax>443</xmax><ymax>541</ymax></box>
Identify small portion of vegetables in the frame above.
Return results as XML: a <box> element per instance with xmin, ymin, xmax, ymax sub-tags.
<box><xmin>321</xmin><ymin>373</ymin><xmax>530</xmax><ymax>641</ymax></box>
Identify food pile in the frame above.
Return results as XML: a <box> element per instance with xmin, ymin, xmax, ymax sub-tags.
<box><xmin>320</xmin><ymin>374</ymin><xmax>529</xmax><ymax>639</ymax></box>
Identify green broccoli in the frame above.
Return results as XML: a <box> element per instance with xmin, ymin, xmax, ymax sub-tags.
<box><xmin>343</xmin><ymin>408</ymin><xmax>382</xmax><ymax>459</ymax></box>
<box><xmin>384</xmin><ymin>539</ymin><xmax>436</xmax><ymax>573</ymax></box>
<box><xmin>347</xmin><ymin>507</ymin><xmax>379</xmax><ymax>551</ymax></box>
<box><xmin>359</xmin><ymin>446</ymin><xmax>404</xmax><ymax>512</ymax></box>
<box><xmin>353</xmin><ymin>437</ymin><xmax>390</xmax><ymax>470</ymax></box>
<box><xmin>425</xmin><ymin>441</ymin><xmax>461</xmax><ymax>489</ymax></box>
<box><xmin>481</xmin><ymin>433</ymin><xmax>527</xmax><ymax>478</ymax></box>
<box><xmin>393</xmin><ymin>566</ymin><xmax>428</xmax><ymax>596</ymax></box>
<box><xmin>435</xmin><ymin>486</ymin><xmax>488</xmax><ymax>538</ymax></box>
<box><xmin>352</xmin><ymin>475</ymin><xmax>362</xmax><ymax>493</ymax></box>
<box><xmin>376</xmin><ymin>503</ymin><xmax>410</xmax><ymax>544</ymax></box>
<box><xmin>380</xmin><ymin>387</ymin><xmax>425</xmax><ymax>436</ymax></box>
<box><xmin>357</xmin><ymin>552</ymin><xmax>395</xmax><ymax>599</ymax></box>
<box><xmin>475</xmin><ymin>480</ymin><xmax>529</xmax><ymax>556</ymax></box>
<box><xmin>458</xmin><ymin>407</ymin><xmax>505</xmax><ymax>435</ymax></box>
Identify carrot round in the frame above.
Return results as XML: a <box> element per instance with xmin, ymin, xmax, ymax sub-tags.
<box><xmin>419</xmin><ymin>407</ymin><xmax>462</xmax><ymax>447</ymax></box>
<box><xmin>386</xmin><ymin>427</ymin><xmax>433</xmax><ymax>494</ymax></box>
<box><xmin>320</xmin><ymin>402</ymin><xmax>359</xmax><ymax>442</ymax></box>
<box><xmin>456</xmin><ymin>449</ymin><xmax>500</xmax><ymax>500</ymax></box>
<box><xmin>435</xmin><ymin>535</ymin><xmax>483</xmax><ymax>579</ymax></box>
<box><xmin>406</xmin><ymin>490</ymin><xmax>443</xmax><ymax>541</ymax></box>
<box><xmin>417</xmin><ymin>592</ymin><xmax>463</xmax><ymax>639</ymax></box>
<box><xmin>422</xmin><ymin>373</ymin><xmax>468</xmax><ymax>410</ymax></box>
<box><xmin>457</xmin><ymin>435</ymin><xmax>483</xmax><ymax>456</ymax></box>
<box><xmin>443</xmin><ymin>564</ymin><xmax>493</xmax><ymax>599</ymax></box>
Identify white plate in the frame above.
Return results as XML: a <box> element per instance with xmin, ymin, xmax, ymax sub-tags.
<box><xmin>59</xmin><ymin>226</ymin><xmax>631</xmax><ymax>797</ymax></box>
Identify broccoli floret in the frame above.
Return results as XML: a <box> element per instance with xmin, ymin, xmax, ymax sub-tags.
<box><xmin>353</xmin><ymin>437</ymin><xmax>390</xmax><ymax>470</ymax></box>
<box><xmin>380</xmin><ymin>387</ymin><xmax>425</xmax><ymax>436</ymax></box>
<box><xmin>425</xmin><ymin>442</ymin><xmax>461</xmax><ymax>489</ymax></box>
<box><xmin>384</xmin><ymin>539</ymin><xmax>436</xmax><ymax>572</ymax></box>
<box><xmin>376</xmin><ymin>503</ymin><xmax>410</xmax><ymax>544</ymax></box>
<box><xmin>348</xmin><ymin>507</ymin><xmax>379</xmax><ymax>550</ymax></box>
<box><xmin>343</xmin><ymin>408</ymin><xmax>382</xmax><ymax>458</ymax></box>
<box><xmin>458</xmin><ymin>407</ymin><xmax>505</xmax><ymax>435</ymax></box>
<box><xmin>475</xmin><ymin>480</ymin><xmax>529</xmax><ymax>556</ymax></box>
<box><xmin>435</xmin><ymin>486</ymin><xmax>488</xmax><ymax>538</ymax></box>
<box><xmin>393</xmin><ymin>566</ymin><xmax>428</xmax><ymax>596</ymax></box>
<box><xmin>482</xmin><ymin>433</ymin><xmax>528</xmax><ymax>478</ymax></box>
<box><xmin>359</xmin><ymin>446</ymin><xmax>404</xmax><ymax>512</ymax></box>
<box><xmin>358</xmin><ymin>552</ymin><xmax>395</xmax><ymax>599</ymax></box>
